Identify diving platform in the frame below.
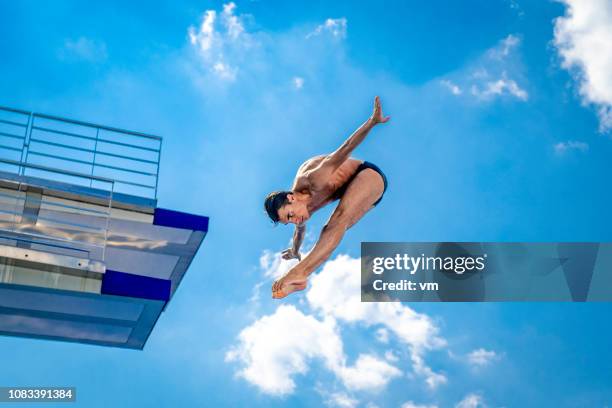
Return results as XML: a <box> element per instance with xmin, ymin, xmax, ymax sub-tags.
<box><xmin>0</xmin><ymin>106</ymin><xmax>209</xmax><ymax>349</ymax></box>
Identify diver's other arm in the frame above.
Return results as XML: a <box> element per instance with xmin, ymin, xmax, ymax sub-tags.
<box><xmin>282</xmin><ymin>223</ymin><xmax>306</xmax><ymax>260</ymax></box>
<box><xmin>292</xmin><ymin>218</ymin><xmax>346</xmax><ymax>277</ymax></box>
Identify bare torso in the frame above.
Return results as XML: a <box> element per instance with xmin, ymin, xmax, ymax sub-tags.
<box><xmin>291</xmin><ymin>155</ymin><xmax>363</xmax><ymax>213</ymax></box>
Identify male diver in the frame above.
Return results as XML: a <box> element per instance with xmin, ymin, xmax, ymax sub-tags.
<box><xmin>264</xmin><ymin>96</ymin><xmax>390</xmax><ymax>299</ymax></box>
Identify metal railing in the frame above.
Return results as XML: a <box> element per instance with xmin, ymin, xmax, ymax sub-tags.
<box><xmin>0</xmin><ymin>106</ymin><xmax>162</xmax><ymax>200</ymax></box>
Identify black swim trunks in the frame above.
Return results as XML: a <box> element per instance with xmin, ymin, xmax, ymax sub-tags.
<box><xmin>332</xmin><ymin>161</ymin><xmax>388</xmax><ymax>206</ymax></box>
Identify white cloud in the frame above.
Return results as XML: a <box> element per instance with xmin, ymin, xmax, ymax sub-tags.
<box><xmin>338</xmin><ymin>354</ymin><xmax>402</xmax><ymax>391</ymax></box>
<box><xmin>553</xmin><ymin>140</ymin><xmax>589</xmax><ymax>155</ymax></box>
<box><xmin>384</xmin><ymin>350</ymin><xmax>399</xmax><ymax>363</ymax></box>
<box><xmin>188</xmin><ymin>10</ymin><xmax>216</xmax><ymax>52</ymax></box>
<box><xmin>440</xmin><ymin>79</ymin><xmax>462</xmax><ymax>95</ymax></box>
<box><xmin>410</xmin><ymin>352</ymin><xmax>448</xmax><ymax>389</ymax></box>
<box><xmin>375</xmin><ymin>328</ymin><xmax>389</xmax><ymax>344</ymax></box>
<box><xmin>489</xmin><ymin>34</ymin><xmax>520</xmax><ymax>59</ymax></box>
<box><xmin>187</xmin><ymin>2</ymin><xmax>251</xmax><ymax>81</ymax></box>
<box><xmin>59</xmin><ymin>37</ymin><xmax>107</xmax><ymax>62</ymax></box>
<box><xmin>467</xmin><ymin>348</ymin><xmax>499</xmax><ymax>367</ymax></box>
<box><xmin>471</xmin><ymin>74</ymin><xmax>528</xmax><ymax>101</ymax></box>
<box><xmin>222</xmin><ymin>2</ymin><xmax>245</xmax><ymax>40</ymax></box>
<box><xmin>293</xmin><ymin>76</ymin><xmax>305</xmax><ymax>89</ymax></box>
<box><xmin>306</xmin><ymin>255</ymin><xmax>447</xmax><ymax>389</ymax></box>
<box><xmin>325</xmin><ymin>392</ymin><xmax>359</xmax><ymax>408</ymax></box>
<box><xmin>501</xmin><ymin>34</ymin><xmax>519</xmax><ymax>56</ymax></box>
<box><xmin>212</xmin><ymin>62</ymin><xmax>237</xmax><ymax>81</ymax></box>
<box><xmin>259</xmin><ymin>249</ymin><xmax>299</xmax><ymax>279</ymax></box>
<box><xmin>553</xmin><ymin>0</ymin><xmax>612</xmax><ymax>132</ymax></box>
<box><xmin>225</xmin><ymin>305</ymin><xmax>344</xmax><ymax>396</ymax></box>
<box><xmin>455</xmin><ymin>393</ymin><xmax>486</xmax><ymax>408</ymax></box>
<box><xmin>506</xmin><ymin>0</ymin><xmax>525</xmax><ymax>18</ymax></box>
<box><xmin>307</xmin><ymin>256</ymin><xmax>445</xmax><ymax>350</ymax></box>
<box><xmin>225</xmin><ymin>303</ymin><xmax>403</xmax><ymax>395</ymax></box>
<box><xmin>247</xmin><ymin>280</ymin><xmax>265</xmax><ymax>306</ymax></box>
<box><xmin>440</xmin><ymin>34</ymin><xmax>527</xmax><ymax>103</ymax></box>
<box><xmin>401</xmin><ymin>402</ymin><xmax>438</xmax><ymax>408</ymax></box>
<box><xmin>307</xmin><ymin>18</ymin><xmax>348</xmax><ymax>39</ymax></box>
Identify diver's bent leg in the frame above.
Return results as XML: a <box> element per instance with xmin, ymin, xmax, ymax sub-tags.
<box><xmin>298</xmin><ymin>214</ymin><xmax>350</xmax><ymax>277</ymax></box>
<box><xmin>298</xmin><ymin>169</ymin><xmax>384</xmax><ymax>276</ymax></box>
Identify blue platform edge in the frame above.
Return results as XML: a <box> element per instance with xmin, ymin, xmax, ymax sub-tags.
<box><xmin>153</xmin><ymin>208</ymin><xmax>209</xmax><ymax>232</ymax></box>
<box><xmin>101</xmin><ymin>270</ymin><xmax>171</xmax><ymax>302</ymax></box>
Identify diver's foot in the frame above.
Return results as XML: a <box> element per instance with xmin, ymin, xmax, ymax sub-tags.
<box><xmin>272</xmin><ymin>274</ymin><xmax>308</xmax><ymax>299</ymax></box>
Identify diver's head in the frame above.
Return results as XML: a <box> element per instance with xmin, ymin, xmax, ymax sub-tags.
<box><xmin>264</xmin><ymin>191</ymin><xmax>310</xmax><ymax>225</ymax></box>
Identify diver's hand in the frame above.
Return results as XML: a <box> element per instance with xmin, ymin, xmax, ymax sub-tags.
<box><xmin>281</xmin><ymin>248</ymin><xmax>302</xmax><ymax>261</ymax></box>
<box><xmin>370</xmin><ymin>96</ymin><xmax>390</xmax><ymax>125</ymax></box>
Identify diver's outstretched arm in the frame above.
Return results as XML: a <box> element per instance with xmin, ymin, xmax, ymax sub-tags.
<box><xmin>282</xmin><ymin>224</ymin><xmax>306</xmax><ymax>260</ymax></box>
<box><xmin>321</xmin><ymin>96</ymin><xmax>390</xmax><ymax>171</ymax></box>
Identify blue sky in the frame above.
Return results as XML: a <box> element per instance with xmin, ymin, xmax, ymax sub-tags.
<box><xmin>1</xmin><ymin>0</ymin><xmax>612</xmax><ymax>407</ymax></box>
